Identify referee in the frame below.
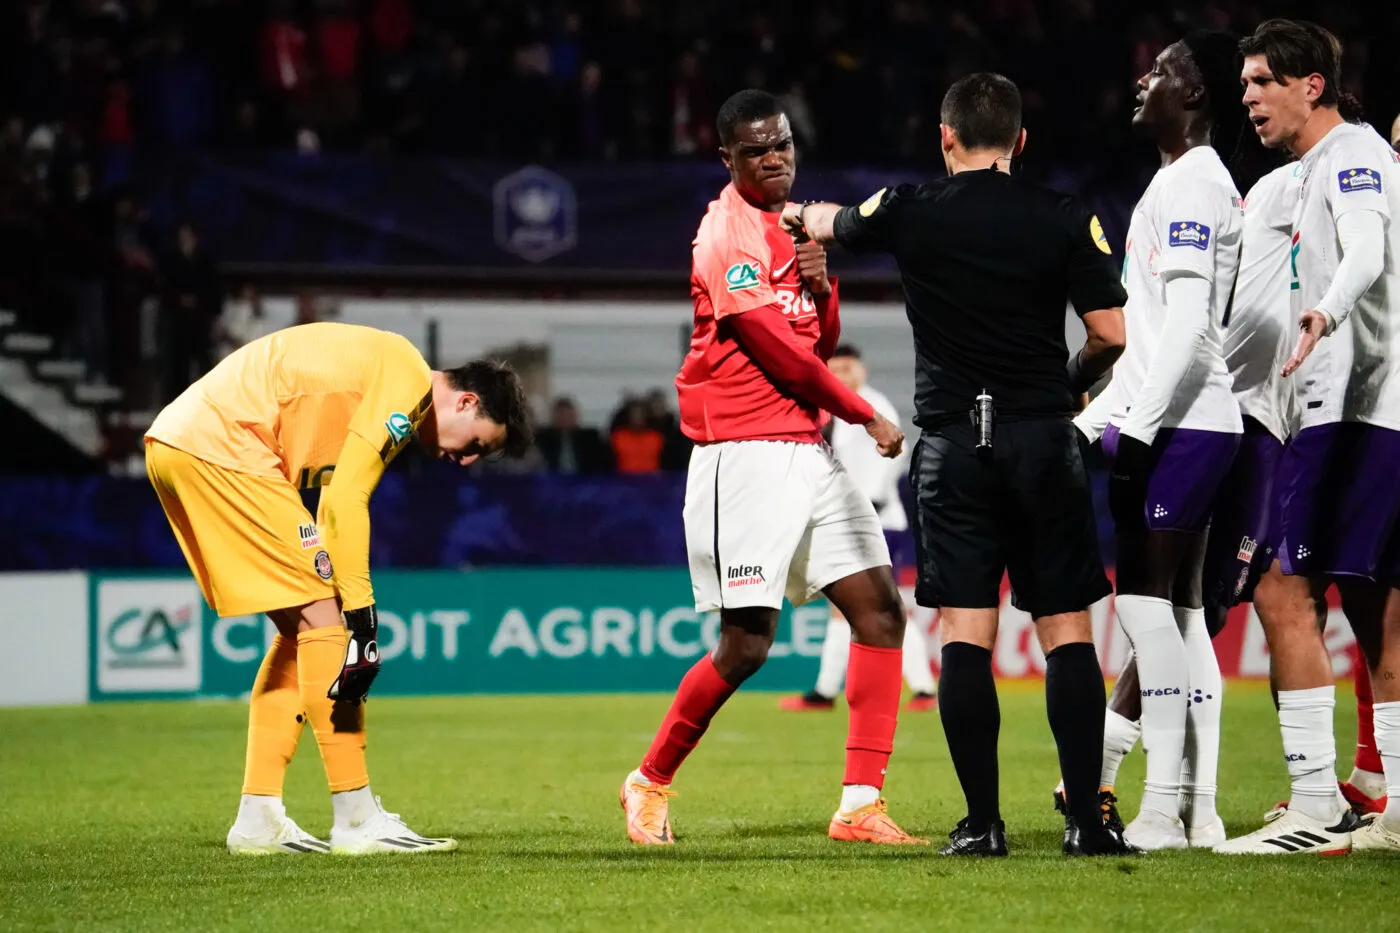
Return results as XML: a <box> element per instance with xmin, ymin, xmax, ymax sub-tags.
<box><xmin>785</xmin><ymin>73</ymin><xmax>1133</xmax><ymax>857</ymax></box>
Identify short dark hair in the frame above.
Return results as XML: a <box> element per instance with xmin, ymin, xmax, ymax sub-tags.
<box><xmin>940</xmin><ymin>73</ymin><xmax>1022</xmax><ymax>152</ymax></box>
<box><xmin>1239</xmin><ymin>18</ymin><xmax>1341</xmax><ymax>107</ymax></box>
<box><xmin>716</xmin><ymin>89</ymin><xmax>785</xmax><ymax>146</ymax></box>
<box><xmin>832</xmin><ymin>344</ymin><xmax>861</xmax><ymax>360</ymax></box>
<box><xmin>444</xmin><ymin>360</ymin><xmax>534</xmax><ymax>458</ymax></box>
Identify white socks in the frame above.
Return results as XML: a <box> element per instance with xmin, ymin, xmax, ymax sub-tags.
<box><xmin>331</xmin><ymin>784</ymin><xmax>378</xmax><ymax>830</ymax></box>
<box><xmin>814</xmin><ymin>617</ymin><xmax>851</xmax><ymax>700</ymax></box>
<box><xmin>1176</xmin><ymin>606</ymin><xmax>1222</xmax><ymax>828</ymax></box>
<box><xmin>1278</xmin><ymin>686</ymin><xmax>1343</xmax><ymax>823</ymax></box>
<box><xmin>1373</xmin><ymin>700</ymin><xmax>1400</xmax><ymax>831</ymax></box>
<box><xmin>1102</xmin><ymin>708</ymin><xmax>1142</xmax><ymax>788</ymax></box>
<box><xmin>840</xmin><ymin>783</ymin><xmax>880</xmax><ymax>813</ymax></box>
<box><xmin>234</xmin><ymin>794</ymin><xmax>285</xmax><ymax>831</ymax></box>
<box><xmin>902</xmin><ymin>619</ymin><xmax>937</xmax><ymax>696</ymax></box>
<box><xmin>1115</xmin><ymin>595</ymin><xmax>1188</xmax><ymax>817</ymax></box>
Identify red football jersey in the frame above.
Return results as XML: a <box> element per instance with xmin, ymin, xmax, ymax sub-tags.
<box><xmin>677</xmin><ymin>184</ymin><xmax>830</xmax><ymax>443</ymax></box>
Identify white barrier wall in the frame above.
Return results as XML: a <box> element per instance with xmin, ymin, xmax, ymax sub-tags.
<box><xmin>0</xmin><ymin>572</ymin><xmax>89</xmax><ymax>706</ymax></box>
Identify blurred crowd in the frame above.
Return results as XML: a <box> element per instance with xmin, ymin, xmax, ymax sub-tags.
<box><xmin>527</xmin><ymin>391</ymin><xmax>691</xmax><ymax>476</ymax></box>
<box><xmin>3</xmin><ymin>1</ymin><xmax>1397</xmax><ymax>171</ymax></box>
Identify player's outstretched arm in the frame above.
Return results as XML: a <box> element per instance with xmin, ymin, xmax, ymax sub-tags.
<box><xmin>1284</xmin><ymin>210</ymin><xmax>1386</xmax><ymax>376</ymax></box>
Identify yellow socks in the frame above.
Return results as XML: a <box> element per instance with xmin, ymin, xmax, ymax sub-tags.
<box><xmin>241</xmin><ymin>635</ymin><xmax>303</xmax><ymax>796</ymax></box>
<box><xmin>297</xmin><ymin>627</ymin><xmax>369</xmax><ymax>792</ymax></box>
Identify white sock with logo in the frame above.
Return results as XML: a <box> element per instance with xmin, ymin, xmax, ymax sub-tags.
<box><xmin>1115</xmin><ymin>595</ymin><xmax>1188</xmax><ymax>818</ymax></box>
<box><xmin>814</xmin><ymin>617</ymin><xmax>851</xmax><ymax>700</ymax></box>
<box><xmin>1373</xmin><ymin>700</ymin><xmax>1400</xmax><ymax>832</ymax></box>
<box><xmin>1102</xmin><ymin>708</ymin><xmax>1142</xmax><ymax>789</ymax></box>
<box><xmin>331</xmin><ymin>784</ymin><xmax>378</xmax><ymax>830</ymax></box>
<box><xmin>840</xmin><ymin>784</ymin><xmax>880</xmax><ymax>813</ymax></box>
<box><xmin>1278</xmin><ymin>686</ymin><xmax>1343</xmax><ymax>824</ymax></box>
<box><xmin>901</xmin><ymin>619</ymin><xmax>937</xmax><ymax>696</ymax></box>
<box><xmin>1177</xmin><ymin>606</ymin><xmax>1222</xmax><ymax>828</ymax></box>
<box><xmin>234</xmin><ymin>794</ymin><xmax>285</xmax><ymax>832</ymax></box>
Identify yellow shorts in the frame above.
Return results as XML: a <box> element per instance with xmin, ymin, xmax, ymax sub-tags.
<box><xmin>145</xmin><ymin>439</ymin><xmax>337</xmax><ymax>617</ymax></box>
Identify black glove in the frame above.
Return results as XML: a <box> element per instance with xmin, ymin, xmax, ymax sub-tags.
<box><xmin>328</xmin><ymin>605</ymin><xmax>381</xmax><ymax>702</ymax></box>
<box><xmin>1108</xmin><ymin>433</ymin><xmax>1152</xmax><ymax>531</ymax></box>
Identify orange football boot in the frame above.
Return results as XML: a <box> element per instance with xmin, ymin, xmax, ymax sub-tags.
<box><xmin>828</xmin><ymin>799</ymin><xmax>930</xmax><ymax>845</ymax></box>
<box><xmin>620</xmin><ymin>775</ymin><xmax>676</xmax><ymax>845</ymax></box>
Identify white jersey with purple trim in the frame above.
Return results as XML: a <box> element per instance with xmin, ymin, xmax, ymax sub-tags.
<box><xmin>1108</xmin><ymin>145</ymin><xmax>1244</xmax><ymax>434</ymax></box>
<box><xmin>1226</xmin><ymin>163</ymin><xmax>1301</xmax><ymax>443</ymax></box>
<box><xmin>1291</xmin><ymin>122</ymin><xmax>1400</xmax><ymax>429</ymax></box>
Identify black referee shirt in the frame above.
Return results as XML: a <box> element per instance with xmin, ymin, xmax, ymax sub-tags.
<box><xmin>833</xmin><ymin>169</ymin><xmax>1126</xmax><ymax>429</ymax></box>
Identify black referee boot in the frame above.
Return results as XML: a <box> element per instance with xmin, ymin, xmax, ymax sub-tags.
<box><xmin>1062</xmin><ymin>815</ymin><xmax>1141</xmax><ymax>857</ymax></box>
<box><xmin>937</xmin><ymin>818</ymin><xmax>1008</xmax><ymax>857</ymax></box>
<box><xmin>1054</xmin><ymin>788</ymin><xmax>1124</xmax><ymax>834</ymax></box>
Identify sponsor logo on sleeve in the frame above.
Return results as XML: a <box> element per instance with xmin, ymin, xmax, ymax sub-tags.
<box><xmin>725</xmin><ymin>262</ymin><xmax>762</xmax><ymax>293</ymax></box>
<box><xmin>1089</xmin><ymin>214</ymin><xmax>1111</xmax><ymax>254</ymax></box>
<box><xmin>384</xmin><ymin>412</ymin><xmax>412</xmax><ymax>445</ymax></box>
<box><xmin>1337</xmin><ymin>167</ymin><xmax>1382</xmax><ymax>194</ymax></box>
<box><xmin>858</xmin><ymin>187</ymin><xmax>887</xmax><ymax>217</ymax></box>
<box><xmin>298</xmin><ymin>523</ymin><xmax>322</xmax><ymax>549</ymax></box>
<box><xmin>1237</xmin><ymin>536</ymin><xmax>1258</xmax><ymax>562</ymax></box>
<box><xmin>1167</xmin><ymin>221</ymin><xmax>1211</xmax><ymax>250</ymax></box>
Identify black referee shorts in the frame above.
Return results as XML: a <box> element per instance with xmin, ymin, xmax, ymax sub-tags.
<box><xmin>910</xmin><ymin>418</ymin><xmax>1110</xmax><ymax>618</ymax></box>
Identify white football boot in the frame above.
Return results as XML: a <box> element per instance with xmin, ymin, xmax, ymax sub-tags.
<box><xmin>329</xmin><ymin>795</ymin><xmax>458</xmax><ymax>854</ymax></box>
<box><xmin>1351</xmin><ymin>817</ymin><xmax>1400</xmax><ymax>852</ymax></box>
<box><xmin>1185</xmin><ymin>815</ymin><xmax>1227</xmax><ymax>848</ymax></box>
<box><xmin>1123</xmin><ymin>809</ymin><xmax>1188</xmax><ymax>851</ymax></box>
<box><xmin>1213</xmin><ymin>806</ymin><xmax>1359</xmax><ymax>855</ymax></box>
<box><xmin>226</xmin><ymin>798</ymin><xmax>330</xmax><ymax>855</ymax></box>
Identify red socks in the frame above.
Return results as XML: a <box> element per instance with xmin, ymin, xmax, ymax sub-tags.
<box><xmin>640</xmin><ymin>656</ymin><xmax>737</xmax><ymax>785</ymax></box>
<box><xmin>1355</xmin><ymin>656</ymin><xmax>1382</xmax><ymax>773</ymax></box>
<box><xmin>844</xmin><ymin>642</ymin><xmax>902</xmax><ymax>787</ymax></box>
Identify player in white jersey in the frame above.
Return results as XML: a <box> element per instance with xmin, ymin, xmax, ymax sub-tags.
<box><xmin>1218</xmin><ymin>19</ymin><xmax>1400</xmax><ymax>855</ymax></box>
<box><xmin>1074</xmin><ymin>31</ymin><xmax>1248</xmax><ymax>851</ymax></box>
<box><xmin>1063</xmin><ymin>158</ymin><xmax>1298</xmax><ymax>840</ymax></box>
<box><xmin>780</xmin><ymin>345</ymin><xmax>938</xmax><ymax>713</ymax></box>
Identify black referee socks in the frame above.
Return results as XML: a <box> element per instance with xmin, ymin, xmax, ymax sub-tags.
<box><xmin>939</xmin><ymin>642</ymin><xmax>1001</xmax><ymax>832</ymax></box>
<box><xmin>1045</xmin><ymin>642</ymin><xmax>1108</xmax><ymax>828</ymax></box>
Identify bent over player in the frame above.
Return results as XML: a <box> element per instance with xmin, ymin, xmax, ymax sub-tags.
<box><xmin>619</xmin><ymin>90</ymin><xmax>924</xmax><ymax>846</ymax></box>
<box><xmin>145</xmin><ymin>322</ymin><xmax>531</xmax><ymax>854</ymax></box>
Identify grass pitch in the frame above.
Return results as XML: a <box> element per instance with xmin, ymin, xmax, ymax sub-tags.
<box><xmin>1</xmin><ymin>681</ymin><xmax>1393</xmax><ymax>933</ymax></box>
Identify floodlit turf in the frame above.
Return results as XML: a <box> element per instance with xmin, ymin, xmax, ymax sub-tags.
<box><xmin>1</xmin><ymin>681</ymin><xmax>1393</xmax><ymax>933</ymax></box>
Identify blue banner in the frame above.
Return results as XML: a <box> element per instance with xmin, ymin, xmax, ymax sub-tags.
<box><xmin>106</xmin><ymin>152</ymin><xmax>1137</xmax><ymax>277</ymax></box>
<box><xmin>0</xmin><ymin>465</ymin><xmax>1112</xmax><ymax>572</ymax></box>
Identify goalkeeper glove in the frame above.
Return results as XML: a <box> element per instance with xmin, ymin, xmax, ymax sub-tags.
<box><xmin>328</xmin><ymin>605</ymin><xmax>381</xmax><ymax>702</ymax></box>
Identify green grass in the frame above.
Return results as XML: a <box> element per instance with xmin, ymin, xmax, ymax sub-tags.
<box><xmin>1</xmin><ymin>682</ymin><xmax>1393</xmax><ymax>933</ymax></box>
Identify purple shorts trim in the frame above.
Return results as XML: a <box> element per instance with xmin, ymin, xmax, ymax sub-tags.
<box><xmin>1272</xmin><ymin>423</ymin><xmax>1400</xmax><ymax>583</ymax></box>
<box><xmin>1203</xmin><ymin>417</ymin><xmax>1284</xmax><ymax>607</ymax></box>
<box><xmin>1104</xmin><ymin>424</ymin><xmax>1241</xmax><ymax>533</ymax></box>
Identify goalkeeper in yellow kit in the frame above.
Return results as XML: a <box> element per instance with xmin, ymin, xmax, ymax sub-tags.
<box><xmin>145</xmin><ymin>322</ymin><xmax>532</xmax><ymax>854</ymax></box>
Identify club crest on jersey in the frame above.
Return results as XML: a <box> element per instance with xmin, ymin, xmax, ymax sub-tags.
<box><xmin>725</xmin><ymin>261</ymin><xmax>762</xmax><ymax>292</ymax></box>
<box><xmin>1338</xmin><ymin>168</ymin><xmax>1381</xmax><ymax>194</ymax></box>
<box><xmin>384</xmin><ymin>412</ymin><xmax>412</xmax><ymax>445</ymax></box>
<box><xmin>298</xmin><ymin>523</ymin><xmax>322</xmax><ymax>549</ymax></box>
<box><xmin>314</xmin><ymin>550</ymin><xmax>333</xmax><ymax>580</ymax></box>
<box><xmin>1089</xmin><ymin>215</ymin><xmax>1111</xmax><ymax>254</ymax></box>
<box><xmin>1168</xmin><ymin>221</ymin><xmax>1210</xmax><ymax>250</ymax></box>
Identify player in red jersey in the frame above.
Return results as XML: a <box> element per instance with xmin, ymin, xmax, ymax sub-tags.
<box><xmin>619</xmin><ymin>90</ymin><xmax>925</xmax><ymax>846</ymax></box>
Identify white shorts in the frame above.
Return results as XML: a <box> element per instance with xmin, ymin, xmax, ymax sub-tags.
<box><xmin>684</xmin><ymin>440</ymin><xmax>891</xmax><ymax>611</ymax></box>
